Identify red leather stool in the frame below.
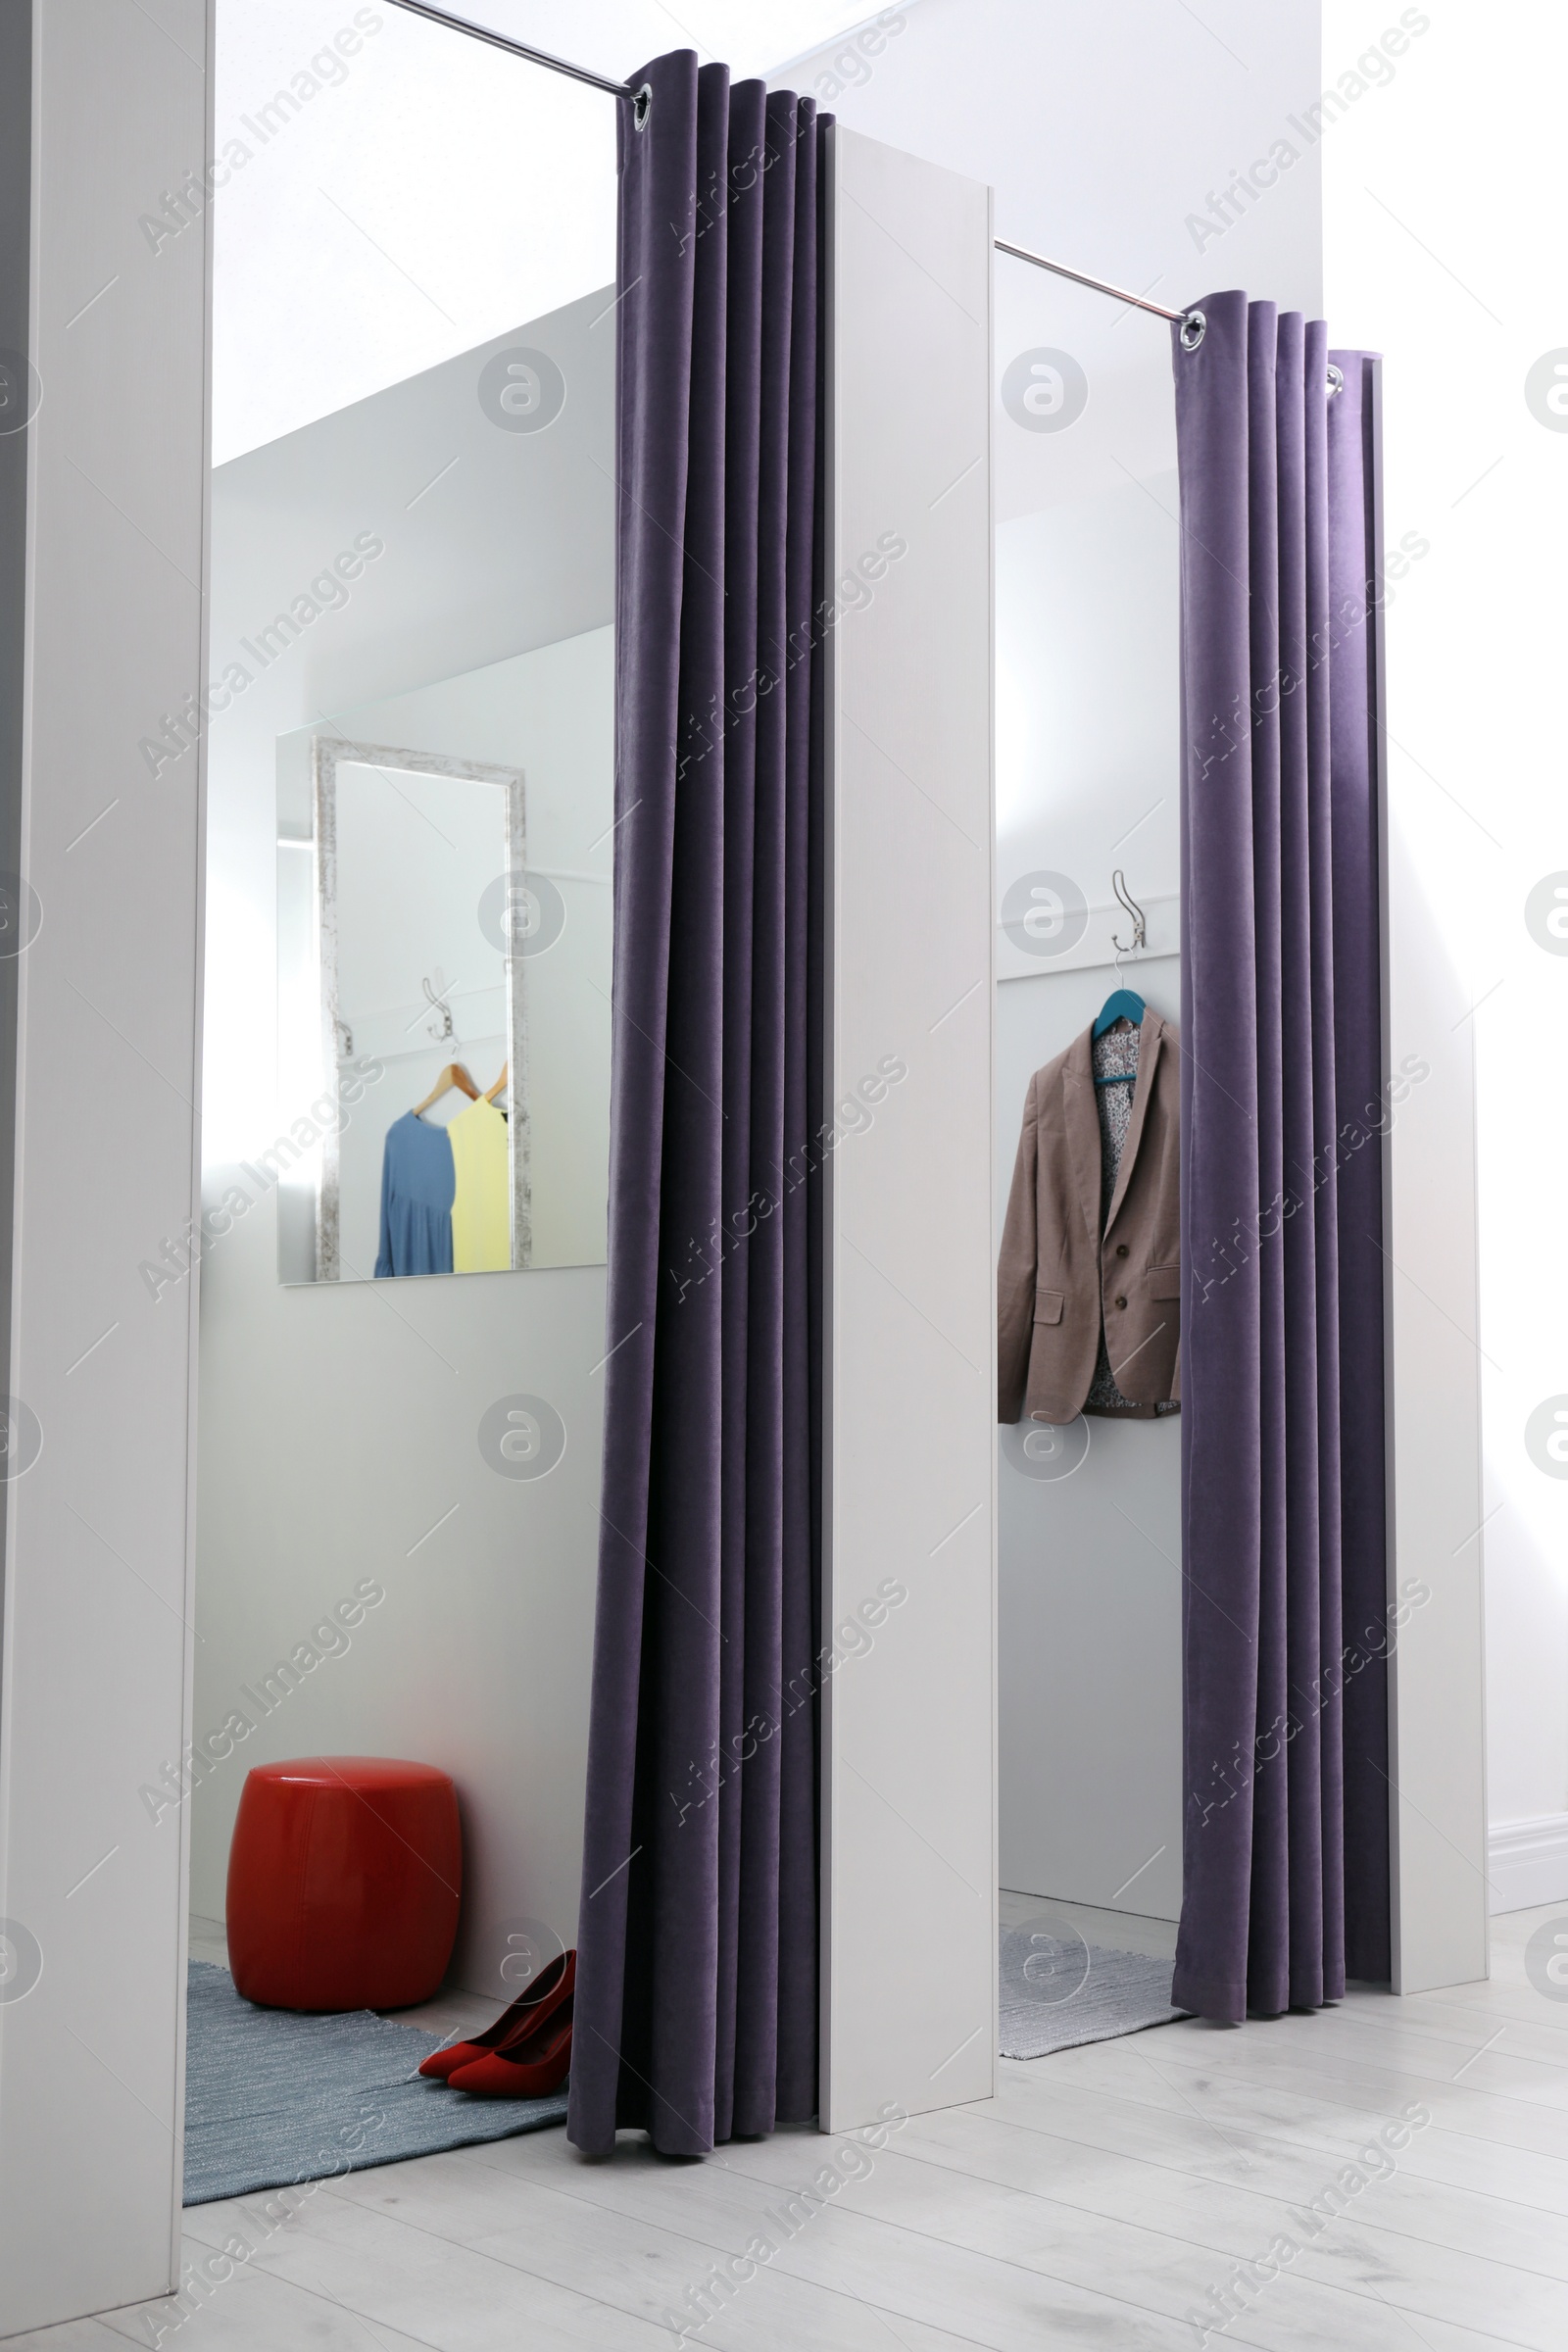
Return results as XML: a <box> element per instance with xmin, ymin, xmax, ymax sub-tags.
<box><xmin>226</xmin><ymin>1757</ymin><xmax>461</xmax><ymax>2011</ymax></box>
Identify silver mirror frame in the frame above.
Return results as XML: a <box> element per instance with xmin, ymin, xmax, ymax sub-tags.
<box><xmin>309</xmin><ymin>734</ymin><xmax>532</xmax><ymax>1280</ymax></box>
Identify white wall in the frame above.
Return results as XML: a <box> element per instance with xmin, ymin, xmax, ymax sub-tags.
<box><xmin>188</xmin><ymin>287</ymin><xmax>615</xmax><ymax>1998</ymax></box>
<box><xmin>790</xmin><ymin>0</ymin><xmax>1323</xmax><ymax>1925</ymax></box>
<box><xmin>210</xmin><ymin>0</ymin><xmax>914</xmax><ymax>461</ymax></box>
<box><xmin>784</xmin><ymin>0</ymin><xmax>1324</xmax><ymax>514</ymax></box>
<box><xmin>1323</xmin><ymin>0</ymin><xmax>1551</xmax><ymax>1923</ymax></box>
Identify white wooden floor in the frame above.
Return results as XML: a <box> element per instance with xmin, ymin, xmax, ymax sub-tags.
<box><xmin>10</xmin><ymin>1902</ymin><xmax>1568</xmax><ymax>2352</ymax></box>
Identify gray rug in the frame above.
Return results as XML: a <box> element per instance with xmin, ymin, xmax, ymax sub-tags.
<box><xmin>1000</xmin><ymin>1923</ymin><xmax>1184</xmax><ymax>2059</ymax></box>
<box><xmin>184</xmin><ymin>1961</ymin><xmax>567</xmax><ymax>2205</ymax></box>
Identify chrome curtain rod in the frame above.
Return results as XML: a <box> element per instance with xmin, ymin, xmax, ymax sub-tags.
<box><xmin>995</xmin><ymin>237</ymin><xmax>1197</xmax><ymax>332</ymax></box>
<box><xmin>995</xmin><ymin>236</ymin><xmax>1344</xmax><ymax>391</ymax></box>
<box><xmin>382</xmin><ymin>12</ymin><xmax>1337</xmax><ymax>390</ymax></box>
<box><xmin>384</xmin><ymin>0</ymin><xmax>642</xmax><ymax>104</ymax></box>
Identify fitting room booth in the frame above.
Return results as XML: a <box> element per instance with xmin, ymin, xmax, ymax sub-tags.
<box><xmin>0</xmin><ymin>2</ymin><xmax>1485</xmax><ymax>2334</ymax></box>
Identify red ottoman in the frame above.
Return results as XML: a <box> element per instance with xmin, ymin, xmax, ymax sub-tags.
<box><xmin>226</xmin><ymin>1757</ymin><xmax>461</xmax><ymax>2012</ymax></box>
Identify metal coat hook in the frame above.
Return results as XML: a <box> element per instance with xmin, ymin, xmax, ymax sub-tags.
<box><xmin>422</xmin><ymin>971</ymin><xmax>456</xmax><ymax>1045</ymax></box>
<box><xmin>1110</xmin><ymin>869</ymin><xmax>1148</xmax><ymax>959</ymax></box>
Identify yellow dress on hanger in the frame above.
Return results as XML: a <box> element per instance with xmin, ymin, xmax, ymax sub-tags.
<box><xmin>447</xmin><ymin>1095</ymin><xmax>511</xmax><ymax>1271</ymax></box>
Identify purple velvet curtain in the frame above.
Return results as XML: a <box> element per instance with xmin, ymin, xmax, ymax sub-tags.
<box><xmin>1172</xmin><ymin>292</ymin><xmax>1390</xmax><ymax>2022</ymax></box>
<box><xmin>568</xmin><ymin>53</ymin><xmax>826</xmax><ymax>2157</ymax></box>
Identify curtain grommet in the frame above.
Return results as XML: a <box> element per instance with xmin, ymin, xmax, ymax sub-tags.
<box><xmin>632</xmin><ymin>82</ymin><xmax>653</xmax><ymax>129</ymax></box>
<box><xmin>1179</xmin><ymin>309</ymin><xmax>1206</xmax><ymax>352</ymax></box>
<box><xmin>1327</xmin><ymin>362</ymin><xmax>1345</xmax><ymax>399</ymax></box>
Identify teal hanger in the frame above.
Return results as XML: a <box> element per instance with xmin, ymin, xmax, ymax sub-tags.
<box><xmin>1092</xmin><ymin>985</ymin><xmax>1145</xmax><ymax>1040</ymax></box>
<box><xmin>1092</xmin><ymin>869</ymin><xmax>1149</xmax><ymax>1041</ymax></box>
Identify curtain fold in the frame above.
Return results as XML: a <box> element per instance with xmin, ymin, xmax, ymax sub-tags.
<box><xmin>569</xmin><ymin>50</ymin><xmax>826</xmax><ymax>2158</ymax></box>
<box><xmin>1327</xmin><ymin>351</ymin><xmax>1393</xmax><ymax>1983</ymax></box>
<box><xmin>1172</xmin><ymin>291</ymin><xmax>1390</xmax><ymax>2022</ymax></box>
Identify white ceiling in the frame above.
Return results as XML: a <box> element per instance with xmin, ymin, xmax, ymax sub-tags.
<box><xmin>213</xmin><ymin>0</ymin><xmax>909</xmax><ymax>461</ymax></box>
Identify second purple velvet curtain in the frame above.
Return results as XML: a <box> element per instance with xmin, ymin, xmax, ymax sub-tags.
<box><xmin>568</xmin><ymin>54</ymin><xmax>826</xmax><ymax>2156</ymax></box>
<box><xmin>1172</xmin><ymin>293</ymin><xmax>1391</xmax><ymax>2021</ymax></box>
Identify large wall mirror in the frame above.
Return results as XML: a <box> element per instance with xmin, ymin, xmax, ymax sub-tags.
<box><xmin>197</xmin><ymin>98</ymin><xmax>619</xmax><ymax>2106</ymax></box>
<box><xmin>275</xmin><ymin>629</ymin><xmax>612</xmax><ymax>1284</ymax></box>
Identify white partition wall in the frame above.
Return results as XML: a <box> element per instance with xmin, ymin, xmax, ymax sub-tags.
<box><xmin>1385</xmin><ymin>826</ymin><xmax>1489</xmax><ymax>1992</ymax></box>
<box><xmin>1377</xmin><ymin>351</ymin><xmax>1490</xmax><ymax>1988</ymax></box>
<box><xmin>0</xmin><ymin>2</ymin><xmax>209</xmax><ymax>2332</ymax></box>
<box><xmin>820</xmin><ymin>128</ymin><xmax>996</xmax><ymax>2132</ymax></box>
<box><xmin>1320</xmin><ymin>23</ymin><xmax>1492</xmax><ymax>1993</ymax></box>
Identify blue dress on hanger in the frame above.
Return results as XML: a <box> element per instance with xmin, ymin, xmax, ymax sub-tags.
<box><xmin>374</xmin><ymin>1112</ymin><xmax>456</xmax><ymax>1277</ymax></box>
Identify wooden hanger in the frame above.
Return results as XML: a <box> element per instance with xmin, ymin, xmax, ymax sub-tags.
<box><xmin>413</xmin><ymin>1060</ymin><xmax>479</xmax><ymax>1116</ymax></box>
<box><xmin>484</xmin><ymin>1062</ymin><xmax>508</xmax><ymax>1105</ymax></box>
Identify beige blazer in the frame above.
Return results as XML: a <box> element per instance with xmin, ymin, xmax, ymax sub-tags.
<box><xmin>998</xmin><ymin>1009</ymin><xmax>1182</xmax><ymax>1424</ymax></box>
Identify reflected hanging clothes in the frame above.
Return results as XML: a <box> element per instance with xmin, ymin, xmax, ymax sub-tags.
<box><xmin>447</xmin><ymin>1095</ymin><xmax>511</xmax><ymax>1272</ymax></box>
<box><xmin>375</xmin><ymin>1112</ymin><xmax>455</xmax><ymax>1278</ymax></box>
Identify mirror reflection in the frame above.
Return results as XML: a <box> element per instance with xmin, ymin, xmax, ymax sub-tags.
<box><xmin>275</xmin><ymin>631</ymin><xmax>612</xmax><ymax>1283</ymax></box>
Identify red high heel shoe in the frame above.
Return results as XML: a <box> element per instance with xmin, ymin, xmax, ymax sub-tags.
<box><xmin>417</xmin><ymin>1949</ymin><xmax>573</xmax><ymax>2081</ymax></box>
<box><xmin>448</xmin><ymin>1980</ymin><xmax>573</xmax><ymax>2098</ymax></box>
